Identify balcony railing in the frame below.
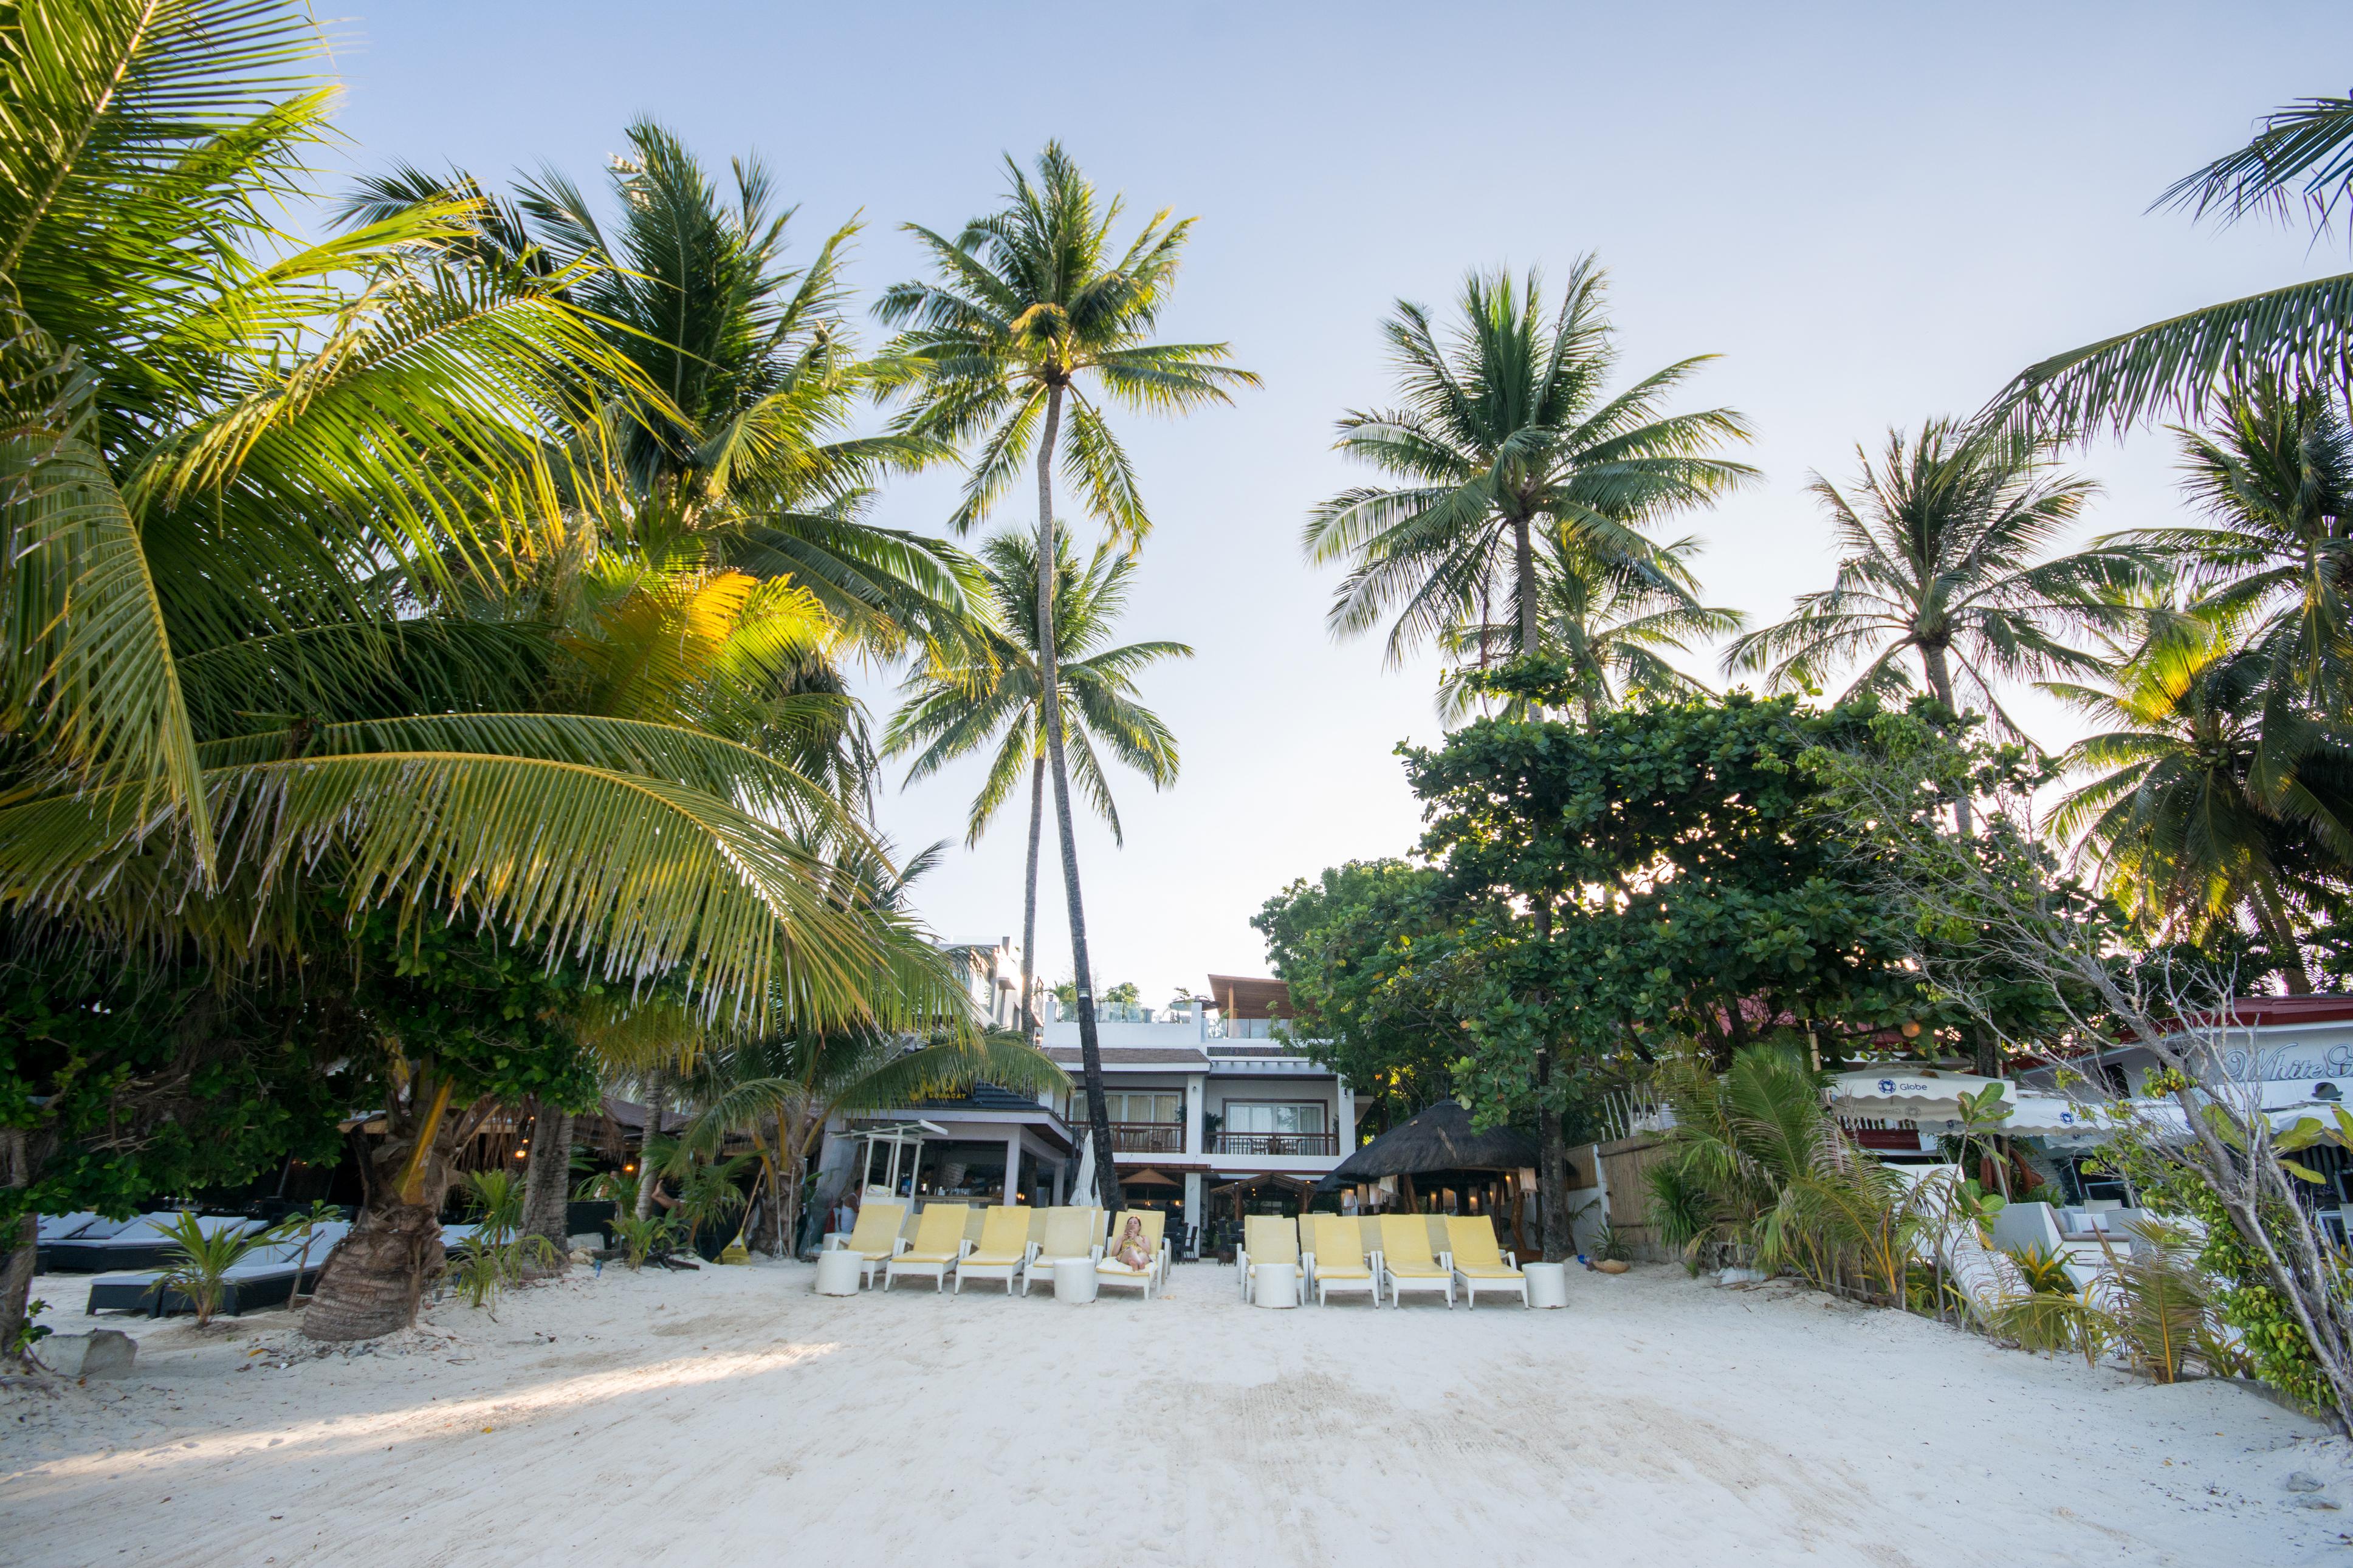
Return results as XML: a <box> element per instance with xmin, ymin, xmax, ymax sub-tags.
<box><xmin>1209</xmin><ymin>1131</ymin><xmax>1338</xmax><ymax>1157</ymax></box>
<box><xmin>1108</xmin><ymin>1121</ymin><xmax>1185</xmax><ymax>1154</ymax></box>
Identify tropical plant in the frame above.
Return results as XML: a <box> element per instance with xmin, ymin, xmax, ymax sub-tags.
<box><xmin>2046</xmin><ymin>611</ymin><xmax>2353</xmax><ymax>991</ymax></box>
<box><xmin>606</xmin><ymin>1211</ymin><xmax>681</xmax><ymax>1272</ymax></box>
<box><xmin>0</xmin><ymin>4</ymin><xmax>977</xmax><ymax>1346</ymax></box>
<box><xmin>153</xmin><ymin>1214</ymin><xmax>275</xmax><ymax>1329</ymax></box>
<box><xmin>885</xmin><ymin>530</ymin><xmax>1189</xmax><ymax>1031</ymax></box>
<box><xmin>2097</xmin><ymin>1219</ymin><xmax>2219</xmax><ymax>1384</ymax></box>
<box><xmin>1305</xmin><ymin>260</ymin><xmax>1753</xmax><ymax>679</ymax></box>
<box><xmin>1434</xmin><ymin>534</ymin><xmax>1742</xmax><ymax>723</ymax></box>
<box><xmin>1723</xmin><ymin>420</ymin><xmax>2107</xmax><ymax>749</ymax></box>
<box><xmin>1985</xmin><ymin>92</ymin><xmax>2353</xmax><ymax>439</ymax></box>
<box><xmin>662</xmin><ymin>1153</ymin><xmax>754</xmax><ymax>1250</ymax></box>
<box><xmin>876</xmin><ymin>142</ymin><xmax>1254</xmax><ymax>1203</ymax></box>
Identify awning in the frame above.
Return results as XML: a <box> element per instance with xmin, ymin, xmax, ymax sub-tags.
<box><xmin>1827</xmin><ymin>1069</ymin><xmax>2003</xmax><ymax>1107</ymax></box>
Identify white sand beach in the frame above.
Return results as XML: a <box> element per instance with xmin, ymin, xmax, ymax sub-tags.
<box><xmin>2</xmin><ymin>1259</ymin><xmax>2342</xmax><ymax>1567</ymax></box>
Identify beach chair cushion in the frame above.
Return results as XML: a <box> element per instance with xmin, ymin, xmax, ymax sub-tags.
<box><xmin>36</xmin><ymin>1213</ymin><xmax>98</xmax><ymax>1243</ymax></box>
<box><xmin>965</xmin><ymin>1206</ymin><xmax>1032</xmax><ymax>1266</ymax></box>
<box><xmin>1035</xmin><ymin>1207</ymin><xmax>1099</xmax><ymax>1262</ymax></box>
<box><xmin>898</xmin><ymin>1204</ymin><xmax>970</xmax><ymax>1264</ymax></box>
<box><xmin>1445</xmin><ymin>1217</ymin><xmax>1522</xmax><ymax>1277</ymax></box>
<box><xmin>1307</xmin><ymin>1217</ymin><xmax>1373</xmax><ymax>1279</ymax></box>
<box><xmin>1378</xmin><ymin>1215</ymin><xmax>1448</xmax><ymax>1277</ymax></box>
<box><xmin>840</xmin><ymin>1202</ymin><xmax>907</xmax><ymax>1259</ymax></box>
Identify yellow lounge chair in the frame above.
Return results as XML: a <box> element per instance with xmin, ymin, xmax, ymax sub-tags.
<box><xmin>953</xmin><ymin>1205</ymin><xmax>1034</xmax><ymax>1295</ymax></box>
<box><xmin>1096</xmin><ymin>1209</ymin><xmax>1168</xmax><ymax>1299</ymax></box>
<box><xmin>884</xmin><ymin>1202</ymin><xmax>972</xmax><ymax>1292</ymax></box>
<box><xmin>1237</xmin><ymin>1216</ymin><xmax>1301</xmax><ymax>1304</ymax></box>
<box><xmin>1378</xmin><ymin>1214</ymin><xmax>1455</xmax><ymax>1309</ymax></box>
<box><xmin>1305</xmin><ymin>1215</ymin><xmax>1378</xmax><ymax>1306</ymax></box>
<box><xmin>1445</xmin><ymin>1216</ymin><xmax>1528</xmax><ymax>1308</ymax></box>
<box><xmin>823</xmin><ymin>1200</ymin><xmax>907</xmax><ymax>1289</ymax></box>
<box><xmin>1020</xmin><ymin>1207</ymin><xmax>1104</xmax><ymax>1296</ymax></box>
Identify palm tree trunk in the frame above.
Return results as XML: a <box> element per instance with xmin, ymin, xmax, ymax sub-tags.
<box><xmin>2258</xmin><ymin>889</ymin><xmax>2316</xmax><ymax>995</ymax></box>
<box><xmin>1514</xmin><ymin>512</ymin><xmax>1539</xmax><ymax>659</ymax></box>
<box><xmin>1021</xmin><ymin>753</ymin><xmax>1045</xmax><ymax>1035</ymax></box>
<box><xmin>520</xmin><ymin>1104</ymin><xmax>573</xmax><ymax>1255</ymax></box>
<box><xmin>634</xmin><ymin>1070</ymin><xmax>666</xmax><ymax>1221</ymax></box>
<box><xmin>1531</xmin><ymin>898</ymin><xmax>1570</xmax><ymax>1262</ymax></box>
<box><xmin>1034</xmin><ymin>382</ymin><xmax>1121</xmax><ymax>1211</ymax></box>
<box><xmin>303</xmin><ymin>1075</ymin><xmax>461</xmax><ymax>1343</ymax></box>
<box><xmin>1</xmin><ymin>1125</ymin><xmax>40</xmax><ymax>1363</ymax></box>
<box><xmin>1918</xmin><ymin>640</ymin><xmax>1976</xmax><ymax>838</ymax></box>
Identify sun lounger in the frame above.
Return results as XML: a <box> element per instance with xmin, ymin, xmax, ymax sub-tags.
<box><xmin>953</xmin><ymin>1206</ymin><xmax>1034</xmax><ymax>1295</ymax></box>
<box><xmin>1378</xmin><ymin>1214</ymin><xmax>1455</xmax><ymax>1308</ymax></box>
<box><xmin>1304</xmin><ymin>1216</ymin><xmax>1378</xmax><ymax>1306</ymax></box>
<box><xmin>42</xmin><ymin>1213</ymin><xmax>256</xmax><ymax>1273</ymax></box>
<box><xmin>1020</xmin><ymin>1207</ymin><xmax>1105</xmax><ymax>1296</ymax></box>
<box><xmin>36</xmin><ymin>1213</ymin><xmax>97</xmax><ymax>1243</ymax></box>
<box><xmin>86</xmin><ymin>1225</ymin><xmax>352</xmax><ymax>1318</ymax></box>
<box><xmin>1237</xmin><ymin>1216</ymin><xmax>1301</xmax><ymax>1304</ymax></box>
<box><xmin>823</xmin><ymin>1201</ymin><xmax>908</xmax><ymax>1288</ymax></box>
<box><xmin>1444</xmin><ymin>1216</ymin><xmax>1527</xmax><ymax>1308</ymax></box>
<box><xmin>885</xmin><ymin>1203</ymin><xmax>972</xmax><ymax>1292</ymax></box>
<box><xmin>1096</xmin><ymin>1210</ymin><xmax>1169</xmax><ymax>1299</ymax></box>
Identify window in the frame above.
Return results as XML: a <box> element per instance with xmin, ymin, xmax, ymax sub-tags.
<box><xmin>1107</xmin><ymin>1092</ymin><xmax>1182</xmax><ymax>1124</ymax></box>
<box><xmin>1225</xmin><ymin>1102</ymin><xmax>1325</xmax><ymax>1134</ymax></box>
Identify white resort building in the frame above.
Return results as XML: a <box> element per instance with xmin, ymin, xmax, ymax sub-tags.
<box><xmin>812</xmin><ymin>971</ymin><xmax>1359</xmax><ymax>1256</ymax></box>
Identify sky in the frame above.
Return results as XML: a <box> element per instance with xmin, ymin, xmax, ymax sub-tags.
<box><xmin>330</xmin><ymin>1</ymin><xmax>2353</xmax><ymax>1005</ymax></box>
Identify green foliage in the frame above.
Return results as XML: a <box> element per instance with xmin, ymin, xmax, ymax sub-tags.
<box><xmin>154</xmin><ymin>1214</ymin><xmax>277</xmax><ymax>1329</ymax></box>
<box><xmin>2004</xmin><ymin>1243</ymin><xmax>2075</xmax><ymax>1294</ymax></box>
<box><xmin>1590</xmin><ymin>1223</ymin><xmax>1632</xmax><ymax>1264</ymax></box>
<box><xmin>608</xmin><ymin>1212</ymin><xmax>679</xmax><ymax>1271</ymax></box>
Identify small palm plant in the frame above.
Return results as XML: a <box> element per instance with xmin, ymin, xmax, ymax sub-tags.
<box><xmin>444</xmin><ymin>1169</ymin><xmax>559</xmax><ymax>1313</ymax></box>
<box><xmin>278</xmin><ymin>1200</ymin><xmax>344</xmax><ymax>1307</ymax></box>
<box><xmin>154</xmin><ymin>1216</ymin><xmax>273</xmax><ymax>1329</ymax></box>
<box><xmin>665</xmin><ymin>1154</ymin><xmax>755</xmax><ymax>1252</ymax></box>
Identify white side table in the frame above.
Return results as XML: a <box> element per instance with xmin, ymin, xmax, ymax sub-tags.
<box><xmin>1252</xmin><ymin>1262</ymin><xmax>1299</xmax><ymax>1309</ymax></box>
<box><xmin>1053</xmin><ymin>1257</ymin><xmax>1099</xmax><ymax>1303</ymax></box>
<box><xmin>1523</xmin><ymin>1261</ymin><xmax>1569</xmax><ymax>1309</ymax></box>
<box><xmin>814</xmin><ymin>1248</ymin><xmax>864</xmax><ymax>1296</ymax></box>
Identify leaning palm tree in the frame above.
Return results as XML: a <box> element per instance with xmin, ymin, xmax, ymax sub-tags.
<box><xmin>1304</xmin><ymin>260</ymin><xmax>1753</xmax><ymax>671</ymax></box>
<box><xmin>885</xmin><ymin>530</ymin><xmax>1189</xmax><ymax>1032</ymax></box>
<box><xmin>1434</xmin><ymin>533</ymin><xmax>1743</xmax><ymax>724</ymax></box>
<box><xmin>875</xmin><ymin>143</ymin><xmax>1255</xmax><ymax>1204</ymax></box>
<box><xmin>2045</xmin><ymin>610</ymin><xmax>2353</xmax><ymax>993</ymax></box>
<box><xmin>1985</xmin><ymin>92</ymin><xmax>2353</xmax><ymax>437</ymax></box>
<box><xmin>1723</xmin><ymin>420</ymin><xmax>2108</xmax><ymax>750</ymax></box>
<box><xmin>0</xmin><ymin>0</ymin><xmax>963</xmax><ymax>1347</ymax></box>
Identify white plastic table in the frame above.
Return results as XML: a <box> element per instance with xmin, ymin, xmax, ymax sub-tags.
<box><xmin>1053</xmin><ymin>1257</ymin><xmax>1099</xmax><ymax>1304</ymax></box>
<box><xmin>814</xmin><ymin>1248</ymin><xmax>863</xmax><ymax>1296</ymax></box>
<box><xmin>1252</xmin><ymin>1261</ymin><xmax>1299</xmax><ymax>1309</ymax></box>
<box><xmin>1523</xmin><ymin>1261</ymin><xmax>1569</xmax><ymax>1309</ymax></box>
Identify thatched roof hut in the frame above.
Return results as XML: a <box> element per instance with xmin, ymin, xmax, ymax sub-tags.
<box><xmin>1317</xmin><ymin>1101</ymin><xmax>1539</xmax><ymax>1190</ymax></box>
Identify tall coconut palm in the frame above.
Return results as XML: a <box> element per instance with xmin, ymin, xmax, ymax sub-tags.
<box><xmin>885</xmin><ymin>530</ymin><xmax>1189</xmax><ymax>1033</ymax></box>
<box><xmin>0</xmin><ymin>0</ymin><xmax>961</xmax><ymax>1346</ymax></box>
<box><xmin>876</xmin><ymin>143</ymin><xmax>1255</xmax><ymax>1205</ymax></box>
<box><xmin>2045</xmin><ymin>609</ymin><xmax>2353</xmax><ymax>993</ymax></box>
<box><xmin>1723</xmin><ymin>420</ymin><xmax>2108</xmax><ymax>750</ymax></box>
<box><xmin>1986</xmin><ymin>92</ymin><xmax>2353</xmax><ymax>438</ymax></box>
<box><xmin>1434</xmin><ymin>533</ymin><xmax>1744</xmax><ymax>724</ymax></box>
<box><xmin>342</xmin><ymin>122</ymin><xmax>978</xmax><ymax>674</ymax></box>
<box><xmin>1304</xmin><ymin>260</ymin><xmax>1754</xmax><ymax>672</ymax></box>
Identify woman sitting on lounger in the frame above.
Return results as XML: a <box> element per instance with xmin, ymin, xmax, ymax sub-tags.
<box><xmin>1113</xmin><ymin>1215</ymin><xmax>1150</xmax><ymax>1270</ymax></box>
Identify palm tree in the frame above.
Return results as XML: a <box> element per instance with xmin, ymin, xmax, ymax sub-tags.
<box><xmin>1434</xmin><ymin>533</ymin><xmax>1744</xmax><ymax>724</ymax></box>
<box><xmin>876</xmin><ymin>143</ymin><xmax>1256</xmax><ymax>1205</ymax></box>
<box><xmin>343</xmin><ymin>122</ymin><xmax>979</xmax><ymax>679</ymax></box>
<box><xmin>0</xmin><ymin>1</ymin><xmax>961</xmax><ymax>1346</ymax></box>
<box><xmin>885</xmin><ymin>530</ymin><xmax>1190</xmax><ymax>1033</ymax></box>
<box><xmin>1304</xmin><ymin>261</ymin><xmax>1754</xmax><ymax>672</ymax></box>
<box><xmin>1723</xmin><ymin>420</ymin><xmax>2108</xmax><ymax>752</ymax></box>
<box><xmin>2046</xmin><ymin>609</ymin><xmax>2353</xmax><ymax>993</ymax></box>
<box><xmin>1985</xmin><ymin>92</ymin><xmax>2353</xmax><ymax>437</ymax></box>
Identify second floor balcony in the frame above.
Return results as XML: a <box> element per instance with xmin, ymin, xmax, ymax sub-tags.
<box><xmin>1103</xmin><ymin>1122</ymin><xmax>1341</xmax><ymax>1159</ymax></box>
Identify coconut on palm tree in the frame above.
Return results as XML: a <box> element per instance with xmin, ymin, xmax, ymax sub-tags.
<box><xmin>1434</xmin><ymin>533</ymin><xmax>1743</xmax><ymax>724</ymax></box>
<box><xmin>876</xmin><ymin>143</ymin><xmax>1255</xmax><ymax>1205</ymax></box>
<box><xmin>885</xmin><ymin>530</ymin><xmax>1189</xmax><ymax>1033</ymax></box>
<box><xmin>1723</xmin><ymin>420</ymin><xmax>2108</xmax><ymax>750</ymax></box>
<box><xmin>2045</xmin><ymin>607</ymin><xmax>2353</xmax><ymax>993</ymax></box>
<box><xmin>1305</xmin><ymin>259</ymin><xmax>1754</xmax><ymax>673</ymax></box>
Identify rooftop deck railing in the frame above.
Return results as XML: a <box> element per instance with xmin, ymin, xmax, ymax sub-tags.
<box><xmin>1108</xmin><ymin>1121</ymin><xmax>1186</xmax><ymax>1154</ymax></box>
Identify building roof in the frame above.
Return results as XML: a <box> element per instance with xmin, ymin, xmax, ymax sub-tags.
<box><xmin>1206</xmin><ymin>974</ymin><xmax>1293</xmax><ymax>1021</ymax></box>
<box><xmin>1321</xmin><ymin>1101</ymin><xmax>1539</xmax><ymax>1187</ymax></box>
<box><xmin>1043</xmin><ymin>1046</ymin><xmax>1213</xmax><ymax>1069</ymax></box>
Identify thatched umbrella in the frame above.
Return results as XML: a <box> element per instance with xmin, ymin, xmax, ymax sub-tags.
<box><xmin>1319</xmin><ymin>1101</ymin><xmax>1539</xmax><ymax>1188</ymax></box>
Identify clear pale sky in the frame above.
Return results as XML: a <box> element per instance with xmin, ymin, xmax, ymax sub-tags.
<box><xmin>332</xmin><ymin>1</ymin><xmax>2353</xmax><ymax>1005</ymax></box>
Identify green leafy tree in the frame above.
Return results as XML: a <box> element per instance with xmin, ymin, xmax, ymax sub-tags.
<box><xmin>877</xmin><ymin>143</ymin><xmax>1255</xmax><ymax>1203</ymax></box>
<box><xmin>885</xmin><ymin>530</ymin><xmax>1189</xmax><ymax>1032</ymax></box>
<box><xmin>1304</xmin><ymin>260</ymin><xmax>1752</xmax><ymax>675</ymax></box>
